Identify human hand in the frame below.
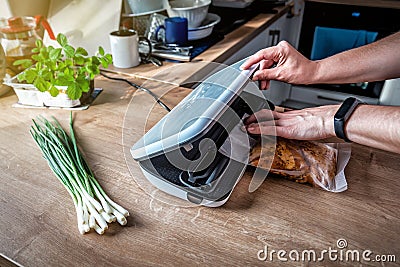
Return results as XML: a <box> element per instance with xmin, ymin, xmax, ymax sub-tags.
<box><xmin>240</xmin><ymin>41</ymin><xmax>318</xmax><ymax>89</ymax></box>
<box><xmin>244</xmin><ymin>105</ymin><xmax>340</xmax><ymax>140</ymax></box>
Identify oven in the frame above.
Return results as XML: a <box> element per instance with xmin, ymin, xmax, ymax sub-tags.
<box><xmin>284</xmin><ymin>0</ymin><xmax>400</xmax><ymax>108</ymax></box>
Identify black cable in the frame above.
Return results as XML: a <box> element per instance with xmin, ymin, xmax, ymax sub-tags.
<box><xmin>100</xmin><ymin>71</ymin><xmax>171</xmax><ymax>112</ymax></box>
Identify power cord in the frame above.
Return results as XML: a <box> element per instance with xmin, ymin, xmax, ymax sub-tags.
<box><xmin>100</xmin><ymin>71</ymin><xmax>171</xmax><ymax>112</ymax></box>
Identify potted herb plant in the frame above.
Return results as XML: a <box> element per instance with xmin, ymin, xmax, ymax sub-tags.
<box><xmin>5</xmin><ymin>33</ymin><xmax>112</xmax><ymax>107</ymax></box>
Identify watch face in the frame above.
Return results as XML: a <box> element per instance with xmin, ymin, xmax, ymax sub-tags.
<box><xmin>334</xmin><ymin>97</ymin><xmax>363</xmax><ymax>142</ymax></box>
<box><xmin>334</xmin><ymin>97</ymin><xmax>358</xmax><ymax>120</ymax></box>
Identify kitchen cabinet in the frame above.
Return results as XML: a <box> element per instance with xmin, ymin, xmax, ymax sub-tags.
<box><xmin>283</xmin><ymin>0</ymin><xmax>400</xmax><ymax>108</ymax></box>
<box><xmin>222</xmin><ymin>1</ymin><xmax>304</xmax><ymax>105</ymax></box>
<box><xmin>286</xmin><ymin>77</ymin><xmax>400</xmax><ymax>108</ymax></box>
<box><xmin>222</xmin><ymin>5</ymin><xmax>300</xmax><ymax>65</ymax></box>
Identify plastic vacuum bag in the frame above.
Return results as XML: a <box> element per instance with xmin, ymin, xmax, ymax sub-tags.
<box><xmin>249</xmin><ymin>137</ymin><xmax>351</xmax><ymax>192</ymax></box>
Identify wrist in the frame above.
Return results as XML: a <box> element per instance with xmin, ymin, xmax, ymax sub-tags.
<box><xmin>307</xmin><ymin>60</ymin><xmax>322</xmax><ymax>85</ymax></box>
<box><xmin>326</xmin><ymin>105</ymin><xmax>340</xmax><ymax>137</ymax></box>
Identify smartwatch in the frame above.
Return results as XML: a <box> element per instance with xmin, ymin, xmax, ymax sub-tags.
<box><xmin>334</xmin><ymin>97</ymin><xmax>364</xmax><ymax>142</ymax></box>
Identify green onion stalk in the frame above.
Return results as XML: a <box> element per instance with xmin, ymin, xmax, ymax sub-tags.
<box><xmin>30</xmin><ymin>113</ymin><xmax>129</xmax><ymax>235</ymax></box>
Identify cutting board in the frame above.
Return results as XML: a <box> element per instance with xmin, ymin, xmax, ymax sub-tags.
<box><xmin>43</xmin><ymin>0</ymin><xmax>122</xmax><ymax>55</ymax></box>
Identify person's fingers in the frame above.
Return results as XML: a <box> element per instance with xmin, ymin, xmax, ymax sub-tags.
<box><xmin>244</xmin><ymin>110</ymin><xmax>280</xmax><ymax>124</ymax></box>
<box><xmin>240</xmin><ymin>47</ymin><xmax>281</xmax><ymax>70</ymax></box>
<box><xmin>245</xmin><ymin>121</ymin><xmax>277</xmax><ymax>136</ymax></box>
<box><xmin>252</xmin><ymin>69</ymin><xmax>277</xmax><ymax>82</ymax></box>
<box><xmin>247</xmin><ymin>120</ymin><xmax>276</xmax><ymax>128</ymax></box>
<box><xmin>264</xmin><ymin>80</ymin><xmax>271</xmax><ymax>90</ymax></box>
<box><xmin>247</xmin><ymin>123</ymin><xmax>296</xmax><ymax>139</ymax></box>
<box><xmin>260</xmin><ymin>80</ymin><xmax>267</xmax><ymax>90</ymax></box>
<box><xmin>240</xmin><ymin>53</ymin><xmax>264</xmax><ymax>70</ymax></box>
<box><xmin>244</xmin><ymin>113</ymin><xmax>259</xmax><ymax>124</ymax></box>
<box><xmin>260</xmin><ymin>59</ymin><xmax>274</xmax><ymax>70</ymax></box>
<box><xmin>244</xmin><ymin>114</ymin><xmax>256</xmax><ymax>124</ymax></box>
<box><xmin>258</xmin><ymin>62</ymin><xmax>272</xmax><ymax>90</ymax></box>
<box><xmin>256</xmin><ymin>60</ymin><xmax>274</xmax><ymax>90</ymax></box>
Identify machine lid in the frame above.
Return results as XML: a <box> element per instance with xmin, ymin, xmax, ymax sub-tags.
<box><xmin>131</xmin><ymin>59</ymin><xmax>259</xmax><ymax>161</ymax></box>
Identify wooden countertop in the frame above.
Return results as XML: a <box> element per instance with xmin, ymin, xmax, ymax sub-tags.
<box><xmin>1</xmin><ymin>77</ymin><xmax>400</xmax><ymax>266</ymax></box>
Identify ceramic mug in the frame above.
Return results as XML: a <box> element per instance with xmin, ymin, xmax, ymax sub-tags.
<box><xmin>109</xmin><ymin>29</ymin><xmax>151</xmax><ymax>68</ymax></box>
<box><xmin>155</xmin><ymin>17</ymin><xmax>188</xmax><ymax>46</ymax></box>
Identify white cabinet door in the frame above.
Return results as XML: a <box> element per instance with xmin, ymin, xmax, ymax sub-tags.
<box><xmin>223</xmin><ymin>8</ymin><xmax>302</xmax><ymax>105</ymax></box>
<box><xmin>222</xmin><ymin>28</ymin><xmax>269</xmax><ymax>66</ymax></box>
<box><xmin>223</xmin><ymin>14</ymin><xmax>289</xmax><ymax>65</ymax></box>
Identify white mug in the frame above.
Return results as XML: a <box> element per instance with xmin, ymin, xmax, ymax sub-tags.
<box><xmin>109</xmin><ymin>29</ymin><xmax>142</xmax><ymax>68</ymax></box>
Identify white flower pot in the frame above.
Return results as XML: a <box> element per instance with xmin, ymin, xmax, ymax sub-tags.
<box><xmin>4</xmin><ymin>75</ymin><xmax>82</xmax><ymax>108</ymax></box>
<box><xmin>13</xmin><ymin>87</ymin><xmax>44</xmax><ymax>106</ymax></box>
<box><xmin>41</xmin><ymin>87</ymin><xmax>81</xmax><ymax>108</ymax></box>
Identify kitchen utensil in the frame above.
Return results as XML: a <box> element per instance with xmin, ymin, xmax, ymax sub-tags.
<box><xmin>109</xmin><ymin>29</ymin><xmax>152</xmax><ymax>68</ymax></box>
<box><xmin>145</xmin><ymin>13</ymin><xmax>168</xmax><ymax>41</ymax></box>
<box><xmin>154</xmin><ymin>43</ymin><xmax>193</xmax><ymax>53</ymax></box>
<box><xmin>166</xmin><ymin>0</ymin><xmax>211</xmax><ymax>28</ymax></box>
<box><xmin>131</xmin><ymin>59</ymin><xmax>274</xmax><ymax>206</ymax></box>
<box><xmin>121</xmin><ymin>13</ymin><xmax>151</xmax><ymax>36</ymax></box>
<box><xmin>155</xmin><ymin>17</ymin><xmax>188</xmax><ymax>45</ymax></box>
<box><xmin>139</xmin><ymin>41</ymin><xmax>191</xmax><ymax>61</ymax></box>
<box><xmin>125</xmin><ymin>0</ymin><xmax>165</xmax><ymax>16</ymax></box>
<box><xmin>148</xmin><ymin>56</ymin><xmax>163</xmax><ymax>67</ymax></box>
<box><xmin>0</xmin><ymin>15</ymin><xmax>55</xmax><ymax>76</ymax></box>
<box><xmin>188</xmin><ymin>13</ymin><xmax>220</xmax><ymax>40</ymax></box>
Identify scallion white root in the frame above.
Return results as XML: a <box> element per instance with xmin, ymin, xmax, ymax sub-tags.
<box><xmin>89</xmin><ymin>214</ymin><xmax>96</xmax><ymax>228</ymax></box>
<box><xmin>30</xmin><ymin>114</ymin><xmax>129</xmax><ymax>235</ymax></box>
<box><xmin>91</xmin><ymin>180</ymin><xmax>112</xmax><ymax>214</ymax></box>
<box><xmin>93</xmin><ymin>223</ymin><xmax>105</xmax><ymax>235</ymax></box>
<box><xmin>111</xmin><ymin>207</ymin><xmax>127</xmax><ymax>226</ymax></box>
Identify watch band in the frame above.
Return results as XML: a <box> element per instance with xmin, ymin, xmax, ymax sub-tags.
<box><xmin>334</xmin><ymin>97</ymin><xmax>364</xmax><ymax>142</ymax></box>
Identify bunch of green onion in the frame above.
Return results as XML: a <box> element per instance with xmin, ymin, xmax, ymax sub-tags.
<box><xmin>30</xmin><ymin>114</ymin><xmax>129</xmax><ymax>235</ymax></box>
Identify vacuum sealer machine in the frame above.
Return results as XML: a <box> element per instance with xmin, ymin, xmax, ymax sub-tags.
<box><xmin>131</xmin><ymin>60</ymin><xmax>274</xmax><ymax>206</ymax></box>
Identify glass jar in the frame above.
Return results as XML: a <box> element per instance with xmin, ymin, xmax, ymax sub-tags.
<box><xmin>0</xmin><ymin>16</ymin><xmax>55</xmax><ymax>77</ymax></box>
